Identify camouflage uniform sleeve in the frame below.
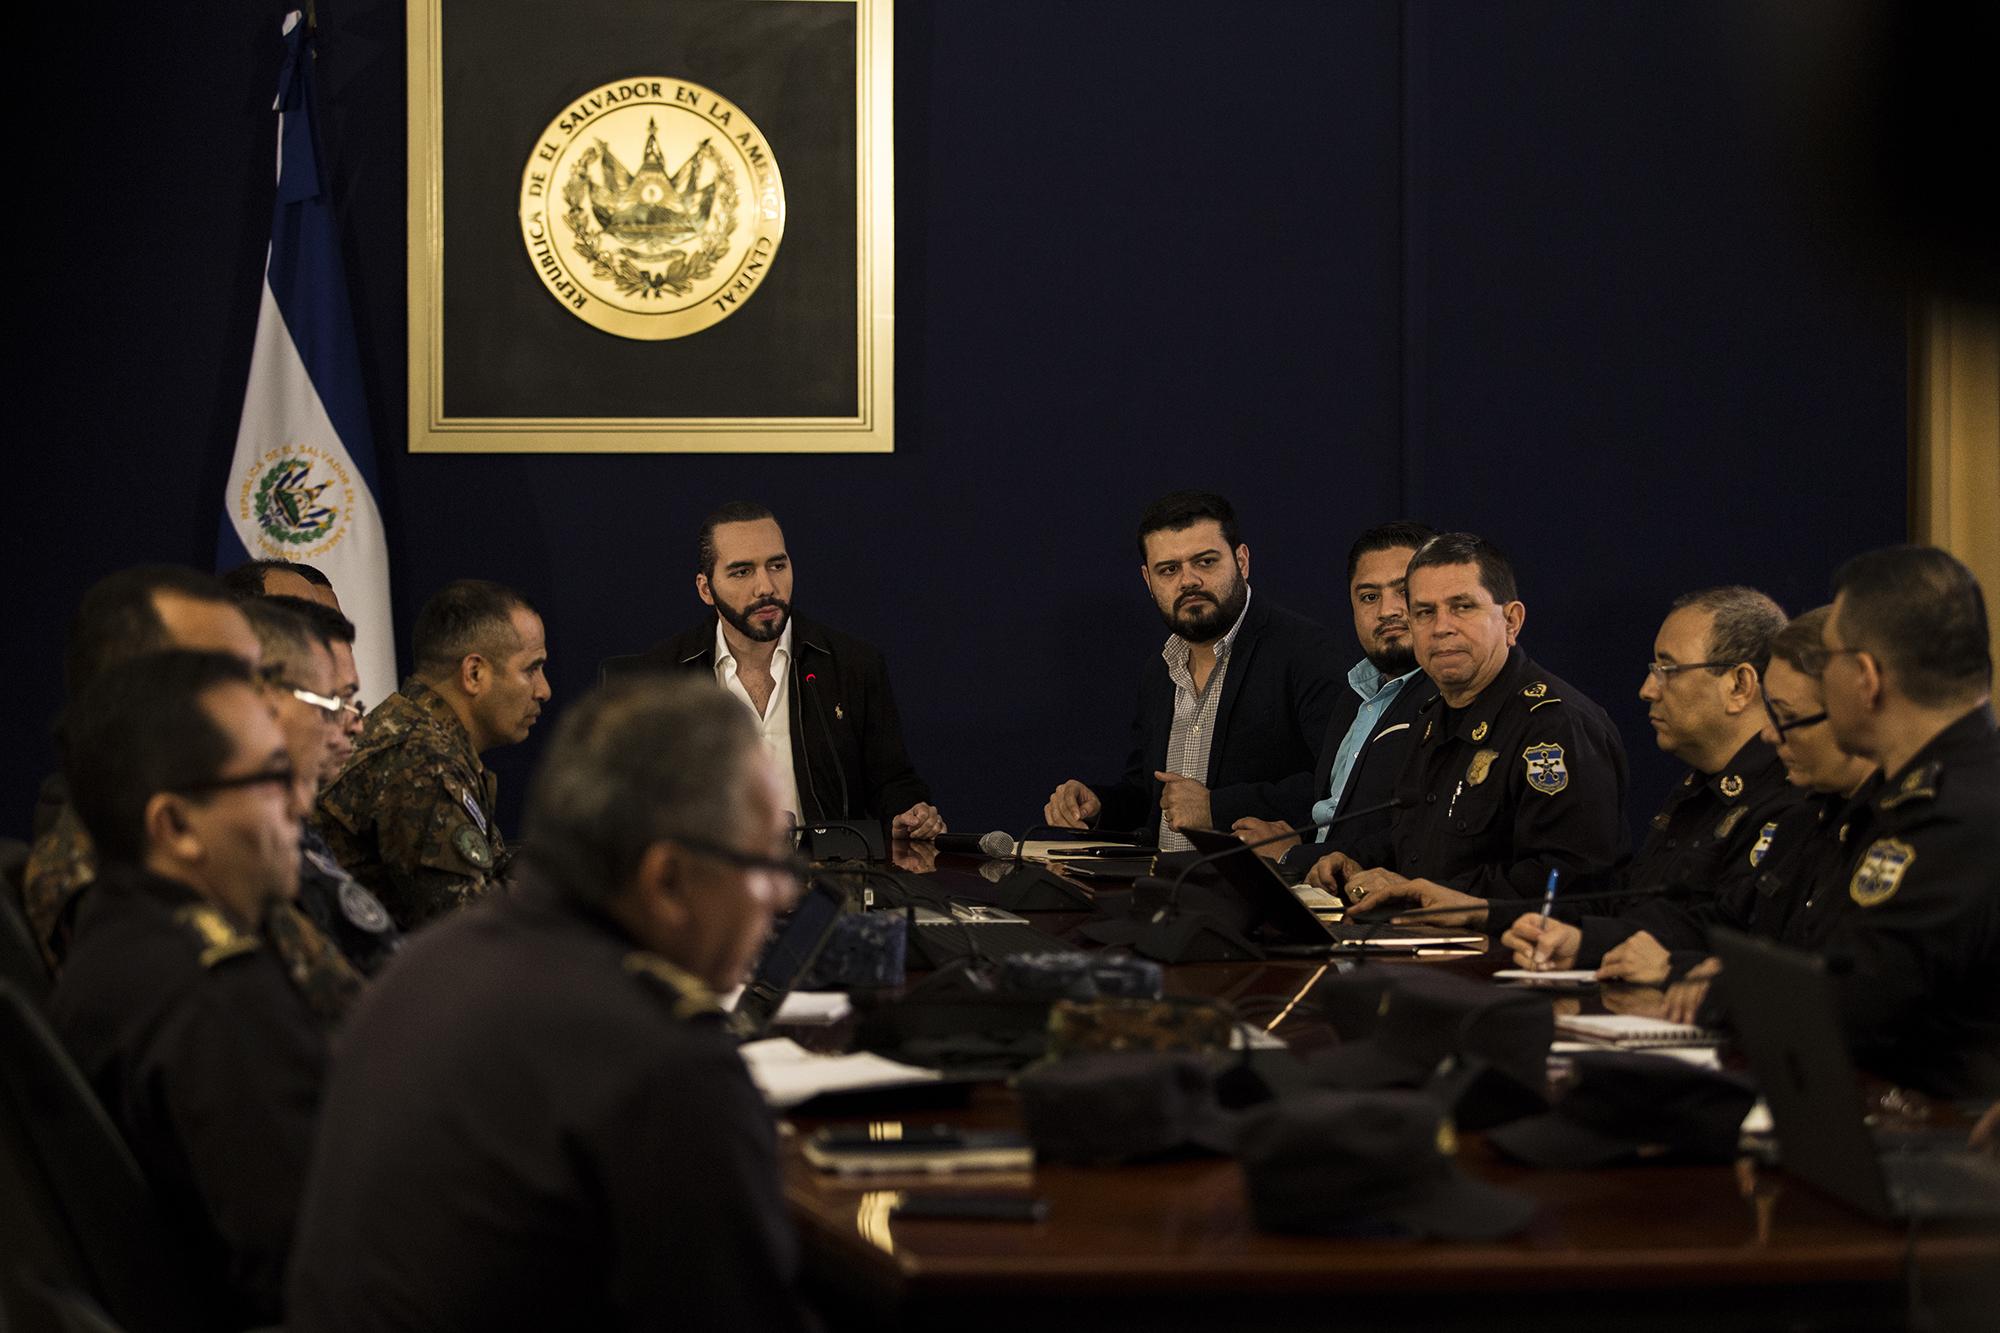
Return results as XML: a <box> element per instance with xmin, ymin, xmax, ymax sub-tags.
<box><xmin>263</xmin><ymin>902</ymin><xmax>364</xmax><ymax>1027</ymax></box>
<box><xmin>22</xmin><ymin>806</ymin><xmax>96</xmax><ymax>969</ymax></box>
<box><xmin>369</xmin><ymin>765</ymin><xmax>501</xmax><ymax>931</ymax></box>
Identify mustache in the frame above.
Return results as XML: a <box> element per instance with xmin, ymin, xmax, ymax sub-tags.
<box><xmin>1175</xmin><ymin>591</ymin><xmax>1218</xmax><ymax>608</ymax></box>
<box><xmin>748</xmin><ymin>597</ymin><xmax>789</xmax><ymax>615</ymax></box>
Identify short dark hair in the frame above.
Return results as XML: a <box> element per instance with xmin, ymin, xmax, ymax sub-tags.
<box><xmin>64</xmin><ymin>651</ymin><xmax>254</xmax><ymax>866</ymax></box>
<box><xmin>1832</xmin><ymin>545</ymin><xmax>1992</xmax><ymax>707</ymax></box>
<box><xmin>1136</xmin><ymin>491</ymin><xmax>1241</xmax><ymax>562</ymax></box>
<box><xmin>265</xmin><ymin>593</ymin><xmax>356</xmax><ymax>646</ymax></box>
<box><xmin>1345</xmin><ymin>521</ymin><xmax>1438</xmax><ymax>586</ymax></box>
<box><xmin>1405</xmin><ymin>533</ymin><xmax>1519</xmax><ymax>605</ymax></box>
<box><xmin>412</xmin><ymin>580</ymin><xmax>535</xmax><ymax>677</ymax></box>
<box><xmin>524</xmin><ymin>677</ymin><xmax>759</xmax><ymax>906</ymax></box>
<box><xmin>1767</xmin><ymin>606</ymin><xmax>1832</xmax><ymax>678</ymax></box>
<box><xmin>64</xmin><ymin>565</ymin><xmax>238</xmax><ymax>698</ymax></box>
<box><xmin>1669</xmin><ymin>586</ymin><xmax>1787</xmax><ymax>676</ymax></box>
<box><xmin>238</xmin><ymin>597</ymin><xmax>318</xmax><ymax>676</ymax></box>
<box><xmin>220</xmin><ymin>558</ymin><xmax>322</xmax><ymax>599</ymax></box>
<box><xmin>697</xmin><ymin>501</ymin><xmax>778</xmax><ymax>577</ymax></box>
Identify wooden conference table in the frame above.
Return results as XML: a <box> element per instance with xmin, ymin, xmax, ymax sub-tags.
<box><xmin>779</xmin><ymin>856</ymin><xmax>2000</xmax><ymax>1333</ymax></box>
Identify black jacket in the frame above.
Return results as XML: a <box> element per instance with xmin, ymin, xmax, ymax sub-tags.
<box><xmin>608</xmin><ymin>615</ymin><xmax>932</xmax><ymax>822</ymax></box>
<box><xmin>288</xmin><ymin>874</ymin><xmax>816</xmax><ymax>1333</ymax></box>
<box><xmin>48</xmin><ymin>867</ymin><xmax>327</xmax><ymax>1329</ymax></box>
<box><xmin>1279</xmin><ymin>665</ymin><xmax>1430</xmax><ymax>871</ymax></box>
<box><xmin>1090</xmin><ymin>594</ymin><xmax>1344</xmax><ymax>835</ymax></box>
<box><xmin>1354</xmin><ymin>646</ymin><xmax>1630</xmax><ymax>900</ymax></box>
<box><xmin>1812</xmin><ymin>705</ymin><xmax>2000</xmax><ymax>1098</ymax></box>
<box><xmin>1555</xmin><ymin>735</ymin><xmax>1806</xmax><ymax>963</ymax></box>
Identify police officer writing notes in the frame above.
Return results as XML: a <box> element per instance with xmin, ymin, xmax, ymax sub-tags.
<box><xmin>1044</xmin><ymin>491</ymin><xmax>1342</xmax><ymax>849</ymax></box>
<box><xmin>1319</xmin><ymin>533</ymin><xmax>1628</xmax><ymax>904</ymax></box>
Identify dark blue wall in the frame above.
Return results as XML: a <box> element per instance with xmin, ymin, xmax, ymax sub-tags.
<box><xmin>5</xmin><ymin>1</ymin><xmax>1906</xmax><ymax>845</ymax></box>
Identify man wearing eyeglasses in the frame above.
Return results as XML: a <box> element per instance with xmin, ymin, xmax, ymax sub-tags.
<box><xmin>242</xmin><ymin>598</ymin><xmax>402</xmax><ymax>981</ymax></box>
<box><xmin>291</xmin><ymin>676</ymin><xmax>816</xmax><ymax>1332</ymax></box>
<box><xmin>48</xmin><ymin>650</ymin><xmax>328</xmax><ymax>1330</ymax></box>
<box><xmin>1499</xmin><ymin>588</ymin><xmax>1802</xmax><ymax>977</ymax></box>
<box><xmin>25</xmin><ymin>568</ymin><xmax>362</xmax><ymax>1021</ymax></box>
<box><xmin>1806</xmin><ymin>545</ymin><xmax>2000</xmax><ymax>1097</ymax></box>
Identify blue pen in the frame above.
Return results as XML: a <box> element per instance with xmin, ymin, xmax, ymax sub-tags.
<box><xmin>1532</xmin><ymin>867</ymin><xmax>1560</xmax><ymax>970</ymax></box>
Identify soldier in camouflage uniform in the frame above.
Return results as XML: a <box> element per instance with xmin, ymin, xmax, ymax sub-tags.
<box><xmin>316</xmin><ymin>580</ymin><xmax>549</xmax><ymax>930</ymax></box>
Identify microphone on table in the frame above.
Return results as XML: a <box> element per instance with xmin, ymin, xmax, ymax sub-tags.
<box><xmin>794</xmin><ymin>671</ymin><xmax>885</xmax><ymax>861</ymax></box>
<box><xmin>930</xmin><ymin>830</ymin><xmax>1019</xmax><ymax>858</ymax></box>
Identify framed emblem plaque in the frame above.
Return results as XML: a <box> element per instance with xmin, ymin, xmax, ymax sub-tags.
<box><xmin>407</xmin><ymin>0</ymin><xmax>893</xmax><ymax>453</ymax></box>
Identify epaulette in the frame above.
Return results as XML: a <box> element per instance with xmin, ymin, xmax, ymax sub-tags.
<box><xmin>172</xmin><ymin>904</ymin><xmax>260</xmax><ymax>969</ymax></box>
<box><xmin>1877</xmin><ymin>761</ymin><xmax>1942</xmax><ymax>812</ymax></box>
<box><xmin>1528</xmin><ymin>697</ymin><xmax>1564</xmax><ymax>711</ymax></box>
<box><xmin>623</xmin><ymin>951</ymin><xmax>721</xmax><ymax>1020</ymax></box>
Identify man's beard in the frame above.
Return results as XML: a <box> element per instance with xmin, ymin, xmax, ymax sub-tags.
<box><xmin>1160</xmin><ymin>574</ymin><xmax>1248</xmax><ymax>644</ymax></box>
<box><xmin>1364</xmin><ymin>631</ymin><xmax>1417</xmax><ymax>677</ymax></box>
<box><xmin>718</xmin><ymin>595</ymin><xmax>791</xmax><ymax>644</ymax></box>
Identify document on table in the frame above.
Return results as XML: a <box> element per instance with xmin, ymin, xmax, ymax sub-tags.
<box><xmin>1493</xmin><ymin>969</ymin><xmax>1601</xmax><ymax>989</ymax></box>
<box><xmin>1022</xmin><ymin>839</ymin><xmax>1148</xmax><ymax>861</ymax></box>
<box><xmin>719</xmin><ymin>988</ymin><xmax>853</xmax><ymax>1025</ymax></box>
<box><xmin>738</xmin><ymin>1037</ymin><xmax>941</xmax><ymax>1110</ymax></box>
<box><xmin>1554</xmin><ymin>1013</ymin><xmax>1726</xmax><ymax>1049</ymax></box>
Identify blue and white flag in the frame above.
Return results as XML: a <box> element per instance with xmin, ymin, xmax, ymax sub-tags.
<box><xmin>220</xmin><ymin>10</ymin><xmax>396</xmax><ymax>708</ymax></box>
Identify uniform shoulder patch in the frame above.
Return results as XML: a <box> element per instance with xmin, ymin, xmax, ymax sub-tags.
<box><xmin>1522</xmin><ymin>682</ymin><xmax>1548</xmax><ymax>699</ymax></box>
<box><xmin>337</xmin><ymin>880</ymin><xmax>394</xmax><ymax>934</ymax></box>
<box><xmin>1878</xmin><ymin>763</ymin><xmax>1941</xmax><ymax>811</ymax></box>
<box><xmin>452</xmin><ymin>824</ymin><xmax>495</xmax><ymax>871</ymax></box>
<box><xmin>624</xmin><ymin>951</ymin><xmax>720</xmax><ymax>1019</ymax></box>
<box><xmin>1522</xmin><ymin>741</ymin><xmax>1569</xmax><ymax>795</ymax></box>
<box><xmin>1849</xmin><ymin>838</ymin><xmax>1916</xmax><ymax>907</ymax></box>
<box><xmin>172</xmin><ymin>904</ymin><xmax>260</xmax><ymax>969</ymax></box>
<box><xmin>1749</xmin><ymin>820</ymin><xmax>1779</xmax><ymax>867</ymax></box>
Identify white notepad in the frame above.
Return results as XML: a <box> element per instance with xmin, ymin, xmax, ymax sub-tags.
<box><xmin>1554</xmin><ymin>1013</ymin><xmax>1725</xmax><ymax>1049</ymax></box>
<box><xmin>737</xmin><ymin>1038</ymin><xmax>941</xmax><ymax>1110</ymax></box>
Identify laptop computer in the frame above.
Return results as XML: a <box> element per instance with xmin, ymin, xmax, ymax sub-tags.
<box><xmin>1711</xmin><ymin>928</ymin><xmax>2000</xmax><ymax>1222</ymax></box>
<box><xmin>1179</xmin><ymin>827</ymin><xmax>1485</xmax><ymax>952</ymax></box>
<box><xmin>730</xmin><ymin>880</ymin><xmax>850</xmax><ymax>1038</ymax></box>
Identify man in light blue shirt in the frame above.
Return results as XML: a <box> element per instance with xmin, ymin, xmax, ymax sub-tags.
<box><xmin>1233</xmin><ymin>522</ymin><xmax>1435</xmax><ymax>870</ymax></box>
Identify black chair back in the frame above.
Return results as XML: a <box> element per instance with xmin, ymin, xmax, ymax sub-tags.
<box><xmin>0</xmin><ymin>982</ymin><xmax>203</xmax><ymax>1333</ymax></box>
<box><xmin>0</xmin><ymin>837</ymin><xmax>53</xmax><ymax>1003</ymax></box>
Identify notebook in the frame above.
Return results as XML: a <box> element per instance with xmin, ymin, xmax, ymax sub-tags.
<box><xmin>1712</xmin><ymin>929</ymin><xmax>2000</xmax><ymax>1223</ymax></box>
<box><xmin>1553</xmin><ymin>1013</ymin><xmax>1726</xmax><ymax>1049</ymax></box>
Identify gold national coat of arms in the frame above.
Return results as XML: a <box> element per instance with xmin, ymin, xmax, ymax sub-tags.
<box><xmin>519</xmin><ymin>77</ymin><xmax>786</xmax><ymax>339</ymax></box>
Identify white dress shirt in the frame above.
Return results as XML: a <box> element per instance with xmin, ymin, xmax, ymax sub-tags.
<box><xmin>713</xmin><ymin>619</ymin><xmax>803</xmax><ymax>825</ymax></box>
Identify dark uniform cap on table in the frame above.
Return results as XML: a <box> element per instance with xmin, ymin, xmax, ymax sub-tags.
<box><xmin>1487</xmin><ymin>1050</ymin><xmax>1756</xmax><ymax>1168</ymax></box>
<box><xmin>1305</xmin><ymin>967</ymin><xmax>1553</xmax><ymax>1129</ymax></box>
<box><xmin>1239</xmin><ymin>1089</ymin><xmax>1538</xmax><ymax>1240</ymax></box>
<box><xmin>1017</xmin><ymin>1051</ymin><xmax>1243</xmax><ymax>1165</ymax></box>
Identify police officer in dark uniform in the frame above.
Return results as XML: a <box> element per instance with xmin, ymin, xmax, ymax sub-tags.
<box><xmin>290</xmin><ymin>677</ymin><xmax>817</xmax><ymax>1332</ymax></box>
<box><xmin>1498</xmin><ymin>587</ymin><xmax>1804</xmax><ymax>975</ymax></box>
<box><xmin>1315</xmin><ymin>533</ymin><xmax>1629</xmax><ymax>908</ymax></box>
<box><xmin>48</xmin><ymin>651</ymin><xmax>327</xmax><ymax>1329</ymax></box>
<box><xmin>1807</xmin><ymin>546</ymin><xmax>2000</xmax><ymax>1098</ymax></box>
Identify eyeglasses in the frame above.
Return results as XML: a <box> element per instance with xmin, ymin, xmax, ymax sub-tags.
<box><xmin>258</xmin><ymin>666</ymin><xmax>348</xmax><ymax>721</ymax></box>
<box><xmin>672</xmin><ymin>835</ymin><xmax>809</xmax><ymax>883</ymax></box>
<box><xmin>338</xmin><ymin>697</ymin><xmax>366</xmax><ymax>723</ymax></box>
<box><xmin>1761</xmin><ymin>695</ymin><xmax>1828</xmax><ymax>739</ymax></box>
<box><xmin>174</xmin><ymin>763</ymin><xmax>298</xmax><ymax>797</ymax></box>
<box><xmin>1645</xmin><ymin>659</ymin><xmax>1740</xmax><ymax>682</ymax></box>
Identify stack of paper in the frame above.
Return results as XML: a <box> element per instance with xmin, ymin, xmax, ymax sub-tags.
<box><xmin>737</xmin><ymin>1037</ymin><xmax>941</xmax><ymax>1110</ymax></box>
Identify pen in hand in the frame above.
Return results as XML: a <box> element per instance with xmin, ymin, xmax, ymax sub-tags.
<box><xmin>1531</xmin><ymin>867</ymin><xmax>1560</xmax><ymax>971</ymax></box>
